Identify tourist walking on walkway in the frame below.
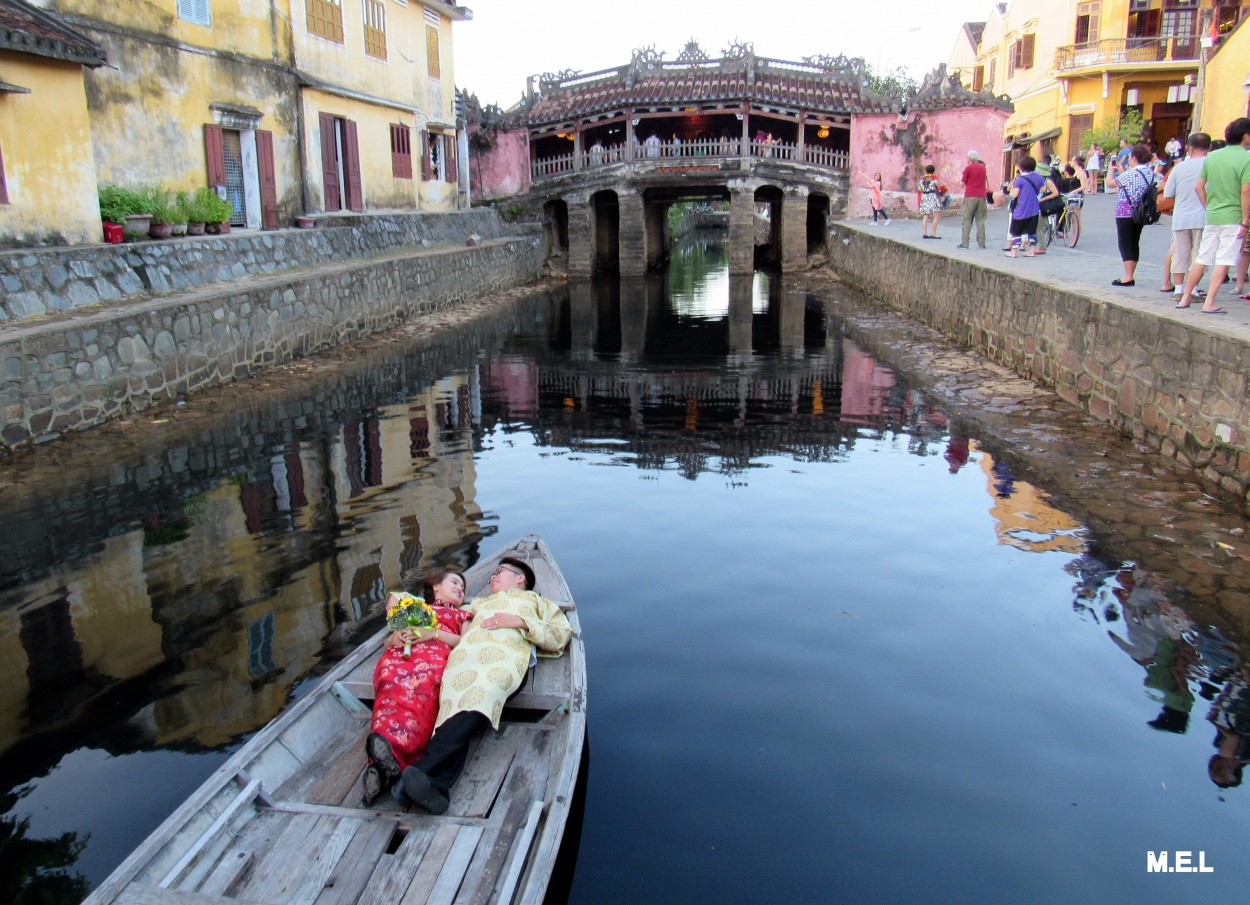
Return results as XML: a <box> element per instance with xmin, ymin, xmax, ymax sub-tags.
<box><xmin>1087</xmin><ymin>145</ymin><xmax>1103</xmax><ymax>193</ymax></box>
<box><xmin>1006</xmin><ymin>156</ymin><xmax>1046</xmax><ymax>256</ymax></box>
<box><xmin>1162</xmin><ymin>133</ymin><xmax>1210</xmax><ymax>298</ymax></box>
<box><xmin>959</xmin><ymin>150</ymin><xmax>988</xmax><ymax>248</ymax></box>
<box><xmin>865</xmin><ymin>172</ymin><xmax>890</xmax><ymax>224</ymax></box>
<box><xmin>1176</xmin><ymin>118</ymin><xmax>1250</xmax><ymax>313</ymax></box>
<box><xmin>917</xmin><ymin>165</ymin><xmax>944</xmax><ymax>239</ymax></box>
<box><xmin>1107</xmin><ymin>144</ymin><xmax>1157</xmax><ymax>286</ymax></box>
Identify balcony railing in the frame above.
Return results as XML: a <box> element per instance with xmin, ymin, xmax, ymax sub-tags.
<box><xmin>530</xmin><ymin>137</ymin><xmax>848</xmax><ymax>181</ymax></box>
<box><xmin>1054</xmin><ymin>35</ymin><xmax>1201</xmax><ymax>72</ymax></box>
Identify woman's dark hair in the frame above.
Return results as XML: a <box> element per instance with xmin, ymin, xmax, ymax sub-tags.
<box><xmin>1063</xmin><ymin>164</ymin><xmax>1076</xmax><ymax>177</ymax></box>
<box><xmin>1074</xmin><ymin>155</ymin><xmax>1086</xmax><ymax>168</ymax></box>
<box><xmin>1130</xmin><ymin>143</ymin><xmax>1150</xmax><ymax>165</ymax></box>
<box><xmin>924</xmin><ymin>164</ymin><xmax>935</xmax><ymax>174</ymax></box>
<box><xmin>1019</xmin><ymin>156</ymin><xmax>1036</xmax><ymax>172</ymax></box>
<box><xmin>423</xmin><ymin>568</ymin><xmax>466</xmax><ymax>604</ymax></box>
<box><xmin>1225</xmin><ymin>117</ymin><xmax>1250</xmax><ymax>145</ymax></box>
<box><xmin>500</xmin><ymin>557</ymin><xmax>536</xmax><ymax>591</ymax></box>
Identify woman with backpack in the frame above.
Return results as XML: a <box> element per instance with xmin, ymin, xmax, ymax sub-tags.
<box><xmin>1005</xmin><ymin>156</ymin><xmax>1056</xmax><ymax>257</ymax></box>
<box><xmin>1107</xmin><ymin>143</ymin><xmax>1157</xmax><ymax>286</ymax></box>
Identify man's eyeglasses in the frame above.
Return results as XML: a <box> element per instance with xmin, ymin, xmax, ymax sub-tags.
<box><xmin>493</xmin><ymin>565</ymin><xmax>524</xmax><ymax>579</ymax></box>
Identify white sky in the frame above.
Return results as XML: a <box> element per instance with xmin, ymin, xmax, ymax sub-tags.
<box><xmin>453</xmin><ymin>0</ymin><xmax>995</xmax><ymax>109</ymax></box>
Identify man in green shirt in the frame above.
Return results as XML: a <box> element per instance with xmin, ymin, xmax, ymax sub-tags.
<box><xmin>1176</xmin><ymin>118</ymin><xmax>1250</xmax><ymax>313</ymax></box>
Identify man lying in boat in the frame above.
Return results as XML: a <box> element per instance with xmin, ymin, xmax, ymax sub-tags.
<box><xmin>398</xmin><ymin>557</ymin><xmax>573</xmax><ymax>814</ymax></box>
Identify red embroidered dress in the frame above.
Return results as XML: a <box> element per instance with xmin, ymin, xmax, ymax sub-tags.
<box><xmin>370</xmin><ymin>604</ymin><xmax>470</xmax><ymax>770</ymax></box>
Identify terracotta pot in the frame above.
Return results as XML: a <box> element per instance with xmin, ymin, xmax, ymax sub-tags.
<box><xmin>149</xmin><ymin>222</ymin><xmax>173</xmax><ymax>240</ymax></box>
<box><xmin>216</xmin><ymin>221</ymin><xmax>232</xmax><ymax>234</ymax></box>
<box><xmin>296</xmin><ymin>216</ymin><xmax>316</xmax><ymax>229</ymax></box>
<box><xmin>171</xmin><ymin>222</ymin><xmax>188</xmax><ymax>237</ymax></box>
<box><xmin>187</xmin><ymin>221</ymin><xmax>206</xmax><ymax>236</ymax></box>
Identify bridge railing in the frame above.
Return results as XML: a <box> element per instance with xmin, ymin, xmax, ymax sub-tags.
<box><xmin>531</xmin><ymin>137</ymin><xmax>848</xmax><ymax>180</ymax></box>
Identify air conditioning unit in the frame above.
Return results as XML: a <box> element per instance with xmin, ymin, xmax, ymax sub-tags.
<box><xmin>1126</xmin><ymin>88</ymin><xmax>1140</xmax><ymax>106</ymax></box>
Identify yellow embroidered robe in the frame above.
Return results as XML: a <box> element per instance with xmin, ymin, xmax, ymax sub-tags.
<box><xmin>436</xmin><ymin>589</ymin><xmax>573</xmax><ymax>729</ymax></box>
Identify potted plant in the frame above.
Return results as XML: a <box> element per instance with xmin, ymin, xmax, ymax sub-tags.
<box><xmin>202</xmin><ymin>190</ymin><xmax>234</xmax><ymax>234</ymax></box>
<box><xmin>186</xmin><ymin>187</ymin><xmax>214</xmax><ymax>235</ymax></box>
<box><xmin>140</xmin><ymin>185</ymin><xmax>176</xmax><ymax>240</ymax></box>
<box><xmin>171</xmin><ymin>191</ymin><xmax>191</xmax><ymax>237</ymax></box>
<box><xmin>98</xmin><ymin>185</ymin><xmax>139</xmax><ymax>244</ymax></box>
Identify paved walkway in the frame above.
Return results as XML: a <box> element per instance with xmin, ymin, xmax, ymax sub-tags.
<box><xmin>843</xmin><ymin>193</ymin><xmax>1250</xmax><ymax>340</ymax></box>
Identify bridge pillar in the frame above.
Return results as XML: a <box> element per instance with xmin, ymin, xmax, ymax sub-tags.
<box><xmin>781</xmin><ymin>187</ymin><xmax>810</xmax><ymax>273</ymax></box>
<box><xmin>645</xmin><ymin>201</ymin><xmax>668</xmax><ymax>269</ymax></box>
<box><xmin>619</xmin><ymin>191</ymin><xmax>647</xmax><ymax>276</ymax></box>
<box><xmin>568</xmin><ymin>201</ymin><xmax>594</xmax><ymax>277</ymax></box>
<box><xmin>728</xmin><ymin>273</ymin><xmax>754</xmax><ymax>356</ymax></box>
<box><xmin>728</xmin><ymin>188</ymin><xmax>755</xmax><ymax>274</ymax></box>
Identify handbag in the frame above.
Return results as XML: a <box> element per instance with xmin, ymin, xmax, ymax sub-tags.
<box><xmin>1157</xmin><ymin>193</ymin><xmax>1175</xmax><ymax>215</ymax></box>
<box><xmin>1131</xmin><ymin>173</ymin><xmax>1161</xmax><ymax>226</ymax></box>
<box><xmin>986</xmin><ymin>191</ymin><xmax>994</xmax><ymax>204</ymax></box>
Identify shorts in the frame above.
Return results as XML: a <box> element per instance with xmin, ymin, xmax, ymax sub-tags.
<box><xmin>1172</xmin><ymin>228</ymin><xmax>1204</xmax><ymax>273</ymax></box>
<box><xmin>1195</xmin><ymin>224</ymin><xmax>1245</xmax><ymax>267</ymax></box>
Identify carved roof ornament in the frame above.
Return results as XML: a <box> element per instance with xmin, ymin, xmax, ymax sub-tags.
<box><xmin>538</xmin><ymin>67</ymin><xmax>582</xmax><ymax>91</ymax></box>
<box><xmin>911</xmin><ymin>62</ymin><xmax>1014</xmax><ymax>112</ymax></box>
<box><xmin>675</xmin><ymin>39</ymin><xmax>707</xmax><ymax>62</ymax></box>
<box><xmin>722</xmin><ymin>39</ymin><xmax>753</xmax><ymax>60</ymax></box>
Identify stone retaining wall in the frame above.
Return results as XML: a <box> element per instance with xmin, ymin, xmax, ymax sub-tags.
<box><xmin>0</xmin><ymin>209</ymin><xmax>515</xmax><ymax>321</ymax></box>
<box><xmin>828</xmin><ymin>226</ymin><xmax>1250</xmax><ymax>504</ymax></box>
<box><xmin>1</xmin><ymin>235</ymin><xmax>543</xmax><ymax>450</ymax></box>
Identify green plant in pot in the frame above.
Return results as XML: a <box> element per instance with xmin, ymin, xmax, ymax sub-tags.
<box><xmin>138</xmin><ymin>185</ymin><xmax>176</xmax><ymax>239</ymax></box>
<box><xmin>171</xmin><ymin>191</ymin><xmax>191</xmax><ymax>236</ymax></box>
<box><xmin>195</xmin><ymin>188</ymin><xmax>233</xmax><ymax>234</ymax></box>
<box><xmin>98</xmin><ymin>185</ymin><xmax>141</xmax><ymax>225</ymax></box>
<box><xmin>185</xmin><ymin>188</ymin><xmax>214</xmax><ymax>235</ymax></box>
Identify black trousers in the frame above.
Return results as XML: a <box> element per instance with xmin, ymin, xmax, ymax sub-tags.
<box><xmin>411</xmin><ymin>710</ymin><xmax>489</xmax><ymax>796</ymax></box>
<box><xmin>1116</xmin><ymin>216</ymin><xmax>1145</xmax><ymax>263</ymax></box>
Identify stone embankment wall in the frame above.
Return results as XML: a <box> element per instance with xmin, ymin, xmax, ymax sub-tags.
<box><xmin>0</xmin><ymin>210</ymin><xmax>518</xmax><ymax>320</ymax></box>
<box><xmin>1</xmin><ymin>211</ymin><xmax>543</xmax><ymax>450</ymax></box>
<box><xmin>829</xmin><ymin>227</ymin><xmax>1250</xmax><ymax>503</ymax></box>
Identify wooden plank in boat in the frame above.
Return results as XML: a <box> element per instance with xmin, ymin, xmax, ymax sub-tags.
<box><xmin>454</xmin><ymin>730</ymin><xmax>551</xmax><ymax>905</ymax></box>
<box><xmin>355</xmin><ymin>824</ymin><xmax>438</xmax><ymax>905</ymax></box>
<box><xmin>490</xmin><ymin>801</ymin><xmax>544</xmax><ymax>905</ymax></box>
<box><xmin>312</xmin><ymin>817</ymin><xmax>395</xmax><ymax>905</ymax></box>
<box><xmin>237</xmin><ymin>812</ymin><xmax>346</xmax><ymax>903</ymax></box>
<box><xmin>395</xmin><ymin>823</ymin><xmax>461</xmax><ymax>905</ymax></box>
<box><xmin>196</xmin><ymin>849</ymin><xmax>251</xmax><ymax>898</ymax></box>
<box><xmin>448</xmin><ymin>728</ymin><xmax>524</xmax><ymax>819</ymax></box>
<box><xmin>116</xmin><ymin>886</ymin><xmax>236</xmax><ymax>905</ymax></box>
<box><xmin>417</xmin><ymin>826</ymin><xmax>485</xmax><ymax>905</ymax></box>
<box><xmin>274</xmin><ymin>716</ymin><xmax>369</xmax><ymax>805</ymax></box>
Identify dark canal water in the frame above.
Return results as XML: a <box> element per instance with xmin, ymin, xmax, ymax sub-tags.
<box><xmin>4</xmin><ymin>241</ymin><xmax>1250</xmax><ymax>904</ymax></box>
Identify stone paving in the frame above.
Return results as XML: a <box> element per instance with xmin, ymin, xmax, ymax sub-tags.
<box><xmin>853</xmin><ymin>192</ymin><xmax>1250</xmax><ymax>335</ymax></box>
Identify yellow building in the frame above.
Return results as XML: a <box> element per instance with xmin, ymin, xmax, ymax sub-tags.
<box><xmin>0</xmin><ymin>0</ymin><xmax>106</xmax><ymax>245</ymax></box>
<box><xmin>951</xmin><ymin>1</ymin><xmax>1249</xmax><ymax>176</ymax></box>
<box><xmin>1200</xmin><ymin>14</ymin><xmax>1250</xmax><ymax>134</ymax></box>
<box><xmin>22</xmin><ymin>0</ymin><xmax>471</xmax><ymax>239</ymax></box>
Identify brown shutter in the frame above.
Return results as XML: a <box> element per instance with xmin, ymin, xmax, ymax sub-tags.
<box><xmin>972</xmin><ymin>65</ymin><xmax>984</xmax><ymax>92</ymax></box>
<box><xmin>344</xmin><ymin>119</ymin><xmax>363</xmax><ymax>212</ymax></box>
<box><xmin>421</xmin><ymin>130</ymin><xmax>431</xmax><ymax>180</ymax></box>
<box><xmin>204</xmin><ymin>124</ymin><xmax>226</xmax><ymax>189</ymax></box>
<box><xmin>1022</xmin><ymin>34</ymin><xmax>1036</xmax><ymax>68</ymax></box>
<box><xmin>445</xmin><ymin>132</ymin><xmax>456</xmax><ymax>183</ymax></box>
<box><xmin>319</xmin><ymin>112</ymin><xmax>340</xmax><ymax>211</ymax></box>
<box><xmin>256</xmin><ymin>129</ymin><xmax>279</xmax><ymax>229</ymax></box>
<box><xmin>0</xmin><ymin>140</ymin><xmax>8</xmax><ymax>204</ymax></box>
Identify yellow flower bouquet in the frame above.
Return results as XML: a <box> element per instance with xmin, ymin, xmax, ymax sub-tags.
<box><xmin>386</xmin><ymin>591</ymin><xmax>439</xmax><ymax>657</ymax></box>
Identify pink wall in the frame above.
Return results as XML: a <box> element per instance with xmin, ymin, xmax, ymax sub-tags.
<box><xmin>848</xmin><ymin>107</ymin><xmax>1010</xmax><ymax>218</ymax></box>
<box><xmin>468</xmin><ymin>127</ymin><xmax>530</xmax><ymax>200</ymax></box>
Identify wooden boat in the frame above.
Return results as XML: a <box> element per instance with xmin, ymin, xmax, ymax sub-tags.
<box><xmin>85</xmin><ymin>535</ymin><xmax>585</xmax><ymax>905</ymax></box>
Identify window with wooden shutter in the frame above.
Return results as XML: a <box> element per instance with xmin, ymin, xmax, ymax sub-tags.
<box><xmin>1020</xmin><ymin>34</ymin><xmax>1035</xmax><ymax>68</ymax></box>
<box><xmin>391</xmin><ymin>123</ymin><xmax>412</xmax><ymax>179</ymax></box>
<box><xmin>426</xmin><ymin>25</ymin><xmax>441</xmax><ymax>79</ymax></box>
<box><xmin>988</xmin><ymin>59</ymin><xmax>996</xmax><ymax>90</ymax></box>
<box><xmin>1008</xmin><ymin>41</ymin><xmax>1017</xmax><ymax>77</ymax></box>
<box><xmin>421</xmin><ymin>131</ymin><xmax>431</xmax><ymax>180</ymax></box>
<box><xmin>972</xmin><ymin>65</ymin><xmax>984</xmax><ymax>92</ymax></box>
<box><xmin>1076</xmin><ymin>2</ymin><xmax>1101</xmax><ymax>45</ymax></box>
<box><xmin>363</xmin><ymin>0</ymin><xmax>387</xmax><ymax>60</ymax></box>
<box><xmin>307</xmin><ymin>0</ymin><xmax>344</xmax><ymax>43</ymax></box>
<box><xmin>177</xmin><ymin>0</ymin><xmax>211</xmax><ymax>26</ymax></box>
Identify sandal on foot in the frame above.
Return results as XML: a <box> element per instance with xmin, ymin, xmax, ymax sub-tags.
<box><xmin>1111</xmin><ymin>279</ymin><xmax>1135</xmax><ymax>286</ymax></box>
<box><xmin>1201</xmin><ymin>307</ymin><xmax>1228</xmax><ymax>315</ymax></box>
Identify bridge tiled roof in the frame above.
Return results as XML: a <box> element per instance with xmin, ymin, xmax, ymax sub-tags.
<box><xmin>527</xmin><ymin>58</ymin><xmax>892</xmax><ymax>124</ymax></box>
<box><xmin>0</xmin><ymin>0</ymin><xmax>107</xmax><ymax>67</ymax></box>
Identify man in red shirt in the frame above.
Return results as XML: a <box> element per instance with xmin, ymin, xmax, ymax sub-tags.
<box><xmin>959</xmin><ymin>150</ymin><xmax>989</xmax><ymax>249</ymax></box>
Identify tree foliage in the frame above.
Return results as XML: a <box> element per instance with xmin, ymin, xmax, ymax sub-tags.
<box><xmin>0</xmin><ymin>791</ymin><xmax>89</xmax><ymax>905</ymax></box>
<box><xmin>1082</xmin><ymin>108</ymin><xmax>1148</xmax><ymax>152</ymax></box>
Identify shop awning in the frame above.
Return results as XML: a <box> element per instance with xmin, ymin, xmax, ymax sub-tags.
<box><xmin>1011</xmin><ymin>126</ymin><xmax>1062</xmax><ymax>147</ymax></box>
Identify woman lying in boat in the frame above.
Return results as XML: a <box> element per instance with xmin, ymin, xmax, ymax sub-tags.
<box><xmin>398</xmin><ymin>557</ymin><xmax>573</xmax><ymax>814</ymax></box>
<box><xmin>363</xmin><ymin>570</ymin><xmax>471</xmax><ymax>806</ymax></box>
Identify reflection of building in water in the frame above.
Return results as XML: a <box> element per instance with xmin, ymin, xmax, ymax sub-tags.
<box><xmin>974</xmin><ymin>442</ymin><xmax>1085</xmax><ymax>554</ymax></box>
<box><xmin>0</xmin><ymin>377</ymin><xmax>483</xmax><ymax>759</ymax></box>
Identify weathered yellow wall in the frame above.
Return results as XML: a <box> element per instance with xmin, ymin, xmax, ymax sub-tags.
<box><xmin>1203</xmin><ymin>23</ymin><xmax>1250</xmax><ymax>135</ymax></box>
<box><xmin>0</xmin><ymin>53</ymin><xmax>100</xmax><ymax>246</ymax></box>
<box><xmin>51</xmin><ymin>0</ymin><xmax>291</xmax><ymax>55</ymax></box>
<box><xmin>302</xmin><ymin>88</ymin><xmax>420</xmax><ymax>210</ymax></box>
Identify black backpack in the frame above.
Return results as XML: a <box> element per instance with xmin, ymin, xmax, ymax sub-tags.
<box><xmin>1131</xmin><ymin>173</ymin><xmax>1160</xmax><ymax>226</ymax></box>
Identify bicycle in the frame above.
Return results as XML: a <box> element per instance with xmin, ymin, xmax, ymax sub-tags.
<box><xmin>1039</xmin><ymin>193</ymin><xmax>1082</xmax><ymax>249</ymax></box>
